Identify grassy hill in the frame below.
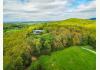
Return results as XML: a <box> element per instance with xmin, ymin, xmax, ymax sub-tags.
<box><xmin>29</xmin><ymin>46</ymin><xmax>96</xmax><ymax>70</ymax></box>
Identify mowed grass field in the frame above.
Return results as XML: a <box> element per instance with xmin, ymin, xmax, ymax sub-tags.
<box><xmin>30</xmin><ymin>46</ymin><xmax>96</xmax><ymax>70</ymax></box>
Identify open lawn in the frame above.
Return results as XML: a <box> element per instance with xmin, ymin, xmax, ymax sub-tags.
<box><xmin>30</xmin><ymin>46</ymin><xmax>96</xmax><ymax>70</ymax></box>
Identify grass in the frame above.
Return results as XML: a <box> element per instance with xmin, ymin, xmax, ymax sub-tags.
<box><xmin>30</xmin><ymin>46</ymin><xmax>96</xmax><ymax>70</ymax></box>
<box><xmin>81</xmin><ymin>45</ymin><xmax>96</xmax><ymax>51</ymax></box>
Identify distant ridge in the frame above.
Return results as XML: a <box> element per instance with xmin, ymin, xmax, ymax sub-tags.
<box><xmin>4</xmin><ymin>18</ymin><xmax>96</xmax><ymax>23</ymax></box>
<box><xmin>90</xmin><ymin>18</ymin><xmax>96</xmax><ymax>20</ymax></box>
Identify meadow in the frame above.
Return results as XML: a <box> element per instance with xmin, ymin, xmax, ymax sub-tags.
<box><xmin>3</xmin><ymin>18</ymin><xmax>96</xmax><ymax>70</ymax></box>
<box><xmin>29</xmin><ymin>47</ymin><xmax>96</xmax><ymax>70</ymax></box>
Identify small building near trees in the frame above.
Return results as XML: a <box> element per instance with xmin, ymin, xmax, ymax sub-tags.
<box><xmin>33</xmin><ymin>30</ymin><xmax>44</xmax><ymax>35</ymax></box>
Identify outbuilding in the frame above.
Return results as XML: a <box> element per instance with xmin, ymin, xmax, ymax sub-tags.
<box><xmin>33</xmin><ymin>30</ymin><xmax>44</xmax><ymax>34</ymax></box>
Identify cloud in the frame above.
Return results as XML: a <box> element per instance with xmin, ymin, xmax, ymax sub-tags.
<box><xmin>74</xmin><ymin>0</ymin><xmax>96</xmax><ymax>12</ymax></box>
<box><xmin>4</xmin><ymin>0</ymin><xmax>96</xmax><ymax>22</ymax></box>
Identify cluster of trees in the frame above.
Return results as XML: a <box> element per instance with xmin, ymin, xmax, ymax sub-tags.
<box><xmin>4</xmin><ymin>30</ymin><xmax>32</xmax><ymax>70</ymax></box>
<box><xmin>4</xmin><ymin>18</ymin><xmax>96</xmax><ymax>70</ymax></box>
<box><xmin>27</xmin><ymin>25</ymin><xmax>96</xmax><ymax>56</ymax></box>
<box><xmin>3</xmin><ymin>23</ymin><xmax>28</xmax><ymax>32</ymax></box>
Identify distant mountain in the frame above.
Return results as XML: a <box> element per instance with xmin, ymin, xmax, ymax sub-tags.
<box><xmin>4</xmin><ymin>18</ymin><xmax>96</xmax><ymax>23</ymax></box>
<box><xmin>90</xmin><ymin>18</ymin><xmax>96</xmax><ymax>20</ymax></box>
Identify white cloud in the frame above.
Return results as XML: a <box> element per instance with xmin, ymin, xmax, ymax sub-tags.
<box><xmin>4</xmin><ymin>0</ymin><xmax>96</xmax><ymax>22</ymax></box>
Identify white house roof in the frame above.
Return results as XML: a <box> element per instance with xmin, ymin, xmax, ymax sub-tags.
<box><xmin>33</xmin><ymin>30</ymin><xmax>44</xmax><ymax>34</ymax></box>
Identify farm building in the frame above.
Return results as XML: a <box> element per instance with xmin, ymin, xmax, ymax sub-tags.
<box><xmin>33</xmin><ymin>30</ymin><xmax>44</xmax><ymax>34</ymax></box>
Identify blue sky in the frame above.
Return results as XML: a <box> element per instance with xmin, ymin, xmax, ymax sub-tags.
<box><xmin>4</xmin><ymin>0</ymin><xmax>96</xmax><ymax>22</ymax></box>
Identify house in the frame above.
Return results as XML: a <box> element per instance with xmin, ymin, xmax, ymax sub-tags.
<box><xmin>33</xmin><ymin>30</ymin><xmax>44</xmax><ymax>35</ymax></box>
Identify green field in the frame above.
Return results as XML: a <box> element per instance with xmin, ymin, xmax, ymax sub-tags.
<box><xmin>3</xmin><ymin>18</ymin><xmax>96</xmax><ymax>70</ymax></box>
<box><xmin>29</xmin><ymin>47</ymin><xmax>96</xmax><ymax>70</ymax></box>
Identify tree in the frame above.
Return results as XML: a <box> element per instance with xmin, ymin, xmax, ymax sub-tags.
<box><xmin>4</xmin><ymin>56</ymin><xmax>15</xmax><ymax>70</ymax></box>
<box><xmin>72</xmin><ymin>32</ymin><xmax>81</xmax><ymax>45</ymax></box>
<box><xmin>15</xmin><ymin>56</ymin><xmax>24</xmax><ymax>70</ymax></box>
<box><xmin>33</xmin><ymin>38</ymin><xmax>42</xmax><ymax>55</ymax></box>
<box><xmin>43</xmin><ymin>40</ymin><xmax>51</xmax><ymax>54</ymax></box>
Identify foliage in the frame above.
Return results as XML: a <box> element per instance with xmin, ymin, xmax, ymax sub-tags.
<box><xmin>3</xmin><ymin>18</ymin><xmax>96</xmax><ymax>70</ymax></box>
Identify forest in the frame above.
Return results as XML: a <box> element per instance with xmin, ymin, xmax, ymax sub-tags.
<box><xmin>3</xmin><ymin>18</ymin><xmax>96</xmax><ymax>70</ymax></box>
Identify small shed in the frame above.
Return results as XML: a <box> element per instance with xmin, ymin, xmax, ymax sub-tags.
<box><xmin>33</xmin><ymin>30</ymin><xmax>44</xmax><ymax>35</ymax></box>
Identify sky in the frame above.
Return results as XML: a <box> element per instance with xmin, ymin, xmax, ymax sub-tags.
<box><xmin>3</xmin><ymin>0</ymin><xmax>96</xmax><ymax>22</ymax></box>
